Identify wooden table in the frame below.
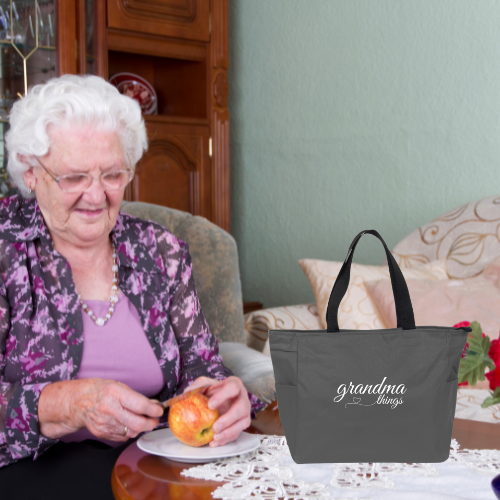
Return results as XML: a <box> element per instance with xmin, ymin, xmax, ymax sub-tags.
<box><xmin>112</xmin><ymin>417</ymin><xmax>500</xmax><ymax>500</ymax></box>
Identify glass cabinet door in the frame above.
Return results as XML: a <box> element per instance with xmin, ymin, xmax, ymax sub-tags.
<box><xmin>0</xmin><ymin>0</ymin><xmax>57</xmax><ymax>196</ymax></box>
<box><xmin>77</xmin><ymin>0</ymin><xmax>100</xmax><ymax>75</ymax></box>
<box><xmin>84</xmin><ymin>0</ymin><xmax>96</xmax><ymax>74</ymax></box>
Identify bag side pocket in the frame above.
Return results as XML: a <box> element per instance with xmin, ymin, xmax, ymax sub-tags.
<box><xmin>269</xmin><ymin>331</ymin><xmax>298</xmax><ymax>386</ymax></box>
<box><xmin>270</xmin><ymin>349</ymin><xmax>297</xmax><ymax>386</ymax></box>
<box><xmin>275</xmin><ymin>384</ymin><xmax>298</xmax><ymax>459</ymax></box>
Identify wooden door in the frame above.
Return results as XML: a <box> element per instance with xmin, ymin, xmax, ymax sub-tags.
<box><xmin>126</xmin><ymin>117</ymin><xmax>211</xmax><ymax>218</ymax></box>
<box><xmin>107</xmin><ymin>0</ymin><xmax>210</xmax><ymax>41</ymax></box>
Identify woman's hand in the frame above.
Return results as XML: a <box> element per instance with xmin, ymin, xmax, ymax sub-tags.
<box><xmin>74</xmin><ymin>378</ymin><xmax>164</xmax><ymax>441</ymax></box>
<box><xmin>38</xmin><ymin>378</ymin><xmax>164</xmax><ymax>441</ymax></box>
<box><xmin>185</xmin><ymin>376</ymin><xmax>252</xmax><ymax>448</ymax></box>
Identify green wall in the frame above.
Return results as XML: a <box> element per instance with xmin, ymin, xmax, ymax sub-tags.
<box><xmin>229</xmin><ymin>0</ymin><xmax>500</xmax><ymax>309</ymax></box>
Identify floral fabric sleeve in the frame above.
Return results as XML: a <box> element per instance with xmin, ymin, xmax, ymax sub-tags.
<box><xmin>0</xmin><ymin>274</ymin><xmax>57</xmax><ymax>467</ymax></box>
<box><xmin>165</xmin><ymin>237</ymin><xmax>267</xmax><ymax>421</ymax></box>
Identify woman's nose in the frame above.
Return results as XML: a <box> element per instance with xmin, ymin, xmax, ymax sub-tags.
<box><xmin>82</xmin><ymin>175</ymin><xmax>107</xmax><ymax>202</ymax></box>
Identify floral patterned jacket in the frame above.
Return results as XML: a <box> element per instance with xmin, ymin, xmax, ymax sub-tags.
<box><xmin>0</xmin><ymin>195</ymin><xmax>267</xmax><ymax>468</ymax></box>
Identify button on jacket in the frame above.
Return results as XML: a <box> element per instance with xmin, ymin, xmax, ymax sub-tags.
<box><xmin>0</xmin><ymin>196</ymin><xmax>267</xmax><ymax>468</ymax></box>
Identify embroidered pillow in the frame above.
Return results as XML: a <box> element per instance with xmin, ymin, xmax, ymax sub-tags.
<box><xmin>391</xmin><ymin>194</ymin><xmax>500</xmax><ymax>279</ymax></box>
<box><xmin>245</xmin><ymin>303</ymin><xmax>322</xmax><ymax>355</ymax></box>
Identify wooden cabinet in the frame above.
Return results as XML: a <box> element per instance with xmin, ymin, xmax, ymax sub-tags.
<box><xmin>128</xmin><ymin>117</ymin><xmax>211</xmax><ymax>216</ymax></box>
<box><xmin>62</xmin><ymin>0</ymin><xmax>231</xmax><ymax>232</ymax></box>
<box><xmin>107</xmin><ymin>0</ymin><xmax>210</xmax><ymax>42</ymax></box>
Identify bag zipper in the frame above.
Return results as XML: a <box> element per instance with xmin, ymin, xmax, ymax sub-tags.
<box><xmin>269</xmin><ymin>325</ymin><xmax>473</xmax><ymax>334</ymax></box>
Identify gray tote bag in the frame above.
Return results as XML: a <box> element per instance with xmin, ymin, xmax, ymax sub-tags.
<box><xmin>269</xmin><ymin>229</ymin><xmax>471</xmax><ymax>464</ymax></box>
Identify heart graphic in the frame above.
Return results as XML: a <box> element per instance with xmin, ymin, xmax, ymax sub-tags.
<box><xmin>353</xmin><ymin>397</ymin><xmax>361</xmax><ymax>404</ymax></box>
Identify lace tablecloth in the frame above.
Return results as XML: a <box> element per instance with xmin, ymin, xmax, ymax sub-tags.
<box><xmin>456</xmin><ymin>388</ymin><xmax>500</xmax><ymax>424</ymax></box>
<box><xmin>181</xmin><ymin>436</ymin><xmax>498</xmax><ymax>500</ymax></box>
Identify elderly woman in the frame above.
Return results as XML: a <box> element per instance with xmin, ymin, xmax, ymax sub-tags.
<box><xmin>0</xmin><ymin>75</ymin><xmax>267</xmax><ymax>498</ymax></box>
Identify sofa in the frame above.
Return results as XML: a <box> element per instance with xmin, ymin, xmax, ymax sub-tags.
<box><xmin>244</xmin><ymin>193</ymin><xmax>500</xmax><ymax>423</ymax></box>
<box><xmin>121</xmin><ymin>194</ymin><xmax>500</xmax><ymax>427</ymax></box>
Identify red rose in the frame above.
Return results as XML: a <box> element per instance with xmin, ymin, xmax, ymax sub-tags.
<box><xmin>486</xmin><ymin>338</ymin><xmax>500</xmax><ymax>390</ymax></box>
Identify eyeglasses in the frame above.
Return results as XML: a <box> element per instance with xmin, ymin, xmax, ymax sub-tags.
<box><xmin>33</xmin><ymin>156</ymin><xmax>134</xmax><ymax>194</ymax></box>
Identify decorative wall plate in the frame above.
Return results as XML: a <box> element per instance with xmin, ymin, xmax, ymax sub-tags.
<box><xmin>109</xmin><ymin>72</ymin><xmax>158</xmax><ymax>115</ymax></box>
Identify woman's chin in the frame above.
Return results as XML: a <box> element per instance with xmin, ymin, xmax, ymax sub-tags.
<box><xmin>70</xmin><ymin>212</ymin><xmax>113</xmax><ymax>243</ymax></box>
<box><xmin>73</xmin><ymin>230</ymin><xmax>108</xmax><ymax>244</ymax></box>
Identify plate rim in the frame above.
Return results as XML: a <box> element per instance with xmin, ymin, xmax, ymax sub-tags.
<box><xmin>137</xmin><ymin>428</ymin><xmax>261</xmax><ymax>461</ymax></box>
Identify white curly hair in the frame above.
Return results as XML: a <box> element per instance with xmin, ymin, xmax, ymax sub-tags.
<box><xmin>5</xmin><ymin>74</ymin><xmax>148</xmax><ymax>198</ymax></box>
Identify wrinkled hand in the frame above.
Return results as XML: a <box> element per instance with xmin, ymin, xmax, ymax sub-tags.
<box><xmin>184</xmin><ymin>376</ymin><xmax>252</xmax><ymax>448</ymax></box>
<box><xmin>72</xmin><ymin>378</ymin><xmax>164</xmax><ymax>442</ymax></box>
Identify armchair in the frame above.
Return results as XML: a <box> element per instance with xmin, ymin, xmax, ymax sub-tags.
<box><xmin>119</xmin><ymin>201</ymin><xmax>277</xmax><ymax>421</ymax></box>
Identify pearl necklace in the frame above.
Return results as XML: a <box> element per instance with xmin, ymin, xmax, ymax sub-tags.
<box><xmin>78</xmin><ymin>244</ymin><xmax>119</xmax><ymax>327</ymax></box>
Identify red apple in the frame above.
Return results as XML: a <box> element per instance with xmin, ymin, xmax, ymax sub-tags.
<box><xmin>168</xmin><ymin>392</ymin><xmax>219</xmax><ymax>447</ymax></box>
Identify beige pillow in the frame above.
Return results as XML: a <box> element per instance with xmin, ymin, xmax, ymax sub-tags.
<box><xmin>483</xmin><ymin>256</ymin><xmax>500</xmax><ymax>288</ymax></box>
<box><xmin>298</xmin><ymin>258</ymin><xmax>448</xmax><ymax>330</ymax></box>
<box><xmin>364</xmin><ymin>276</ymin><xmax>500</xmax><ymax>340</ymax></box>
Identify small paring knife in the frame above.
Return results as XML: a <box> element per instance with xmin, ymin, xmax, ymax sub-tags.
<box><xmin>156</xmin><ymin>382</ymin><xmax>214</xmax><ymax>410</ymax></box>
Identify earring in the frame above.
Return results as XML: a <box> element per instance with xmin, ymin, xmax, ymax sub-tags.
<box><xmin>28</xmin><ymin>186</ymin><xmax>32</xmax><ymax>194</ymax></box>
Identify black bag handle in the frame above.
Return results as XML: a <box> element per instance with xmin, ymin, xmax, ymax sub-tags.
<box><xmin>326</xmin><ymin>229</ymin><xmax>416</xmax><ymax>332</ymax></box>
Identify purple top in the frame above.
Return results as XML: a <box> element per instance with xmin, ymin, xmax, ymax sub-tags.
<box><xmin>0</xmin><ymin>196</ymin><xmax>267</xmax><ymax>468</ymax></box>
<box><xmin>60</xmin><ymin>292</ymin><xmax>165</xmax><ymax>447</ymax></box>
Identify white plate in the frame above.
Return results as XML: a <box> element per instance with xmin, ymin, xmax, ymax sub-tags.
<box><xmin>137</xmin><ymin>428</ymin><xmax>261</xmax><ymax>463</ymax></box>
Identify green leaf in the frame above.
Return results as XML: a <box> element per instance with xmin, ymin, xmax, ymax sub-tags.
<box><xmin>482</xmin><ymin>387</ymin><xmax>500</xmax><ymax>408</ymax></box>
<box><xmin>458</xmin><ymin>321</ymin><xmax>495</xmax><ymax>386</ymax></box>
